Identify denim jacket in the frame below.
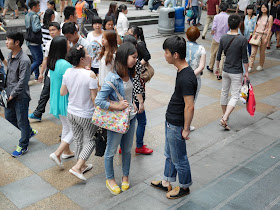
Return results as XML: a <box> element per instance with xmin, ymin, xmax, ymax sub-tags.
<box><xmin>95</xmin><ymin>70</ymin><xmax>132</xmax><ymax>110</ymax></box>
<box><xmin>25</xmin><ymin>11</ymin><xmax>42</xmax><ymax>45</ymax></box>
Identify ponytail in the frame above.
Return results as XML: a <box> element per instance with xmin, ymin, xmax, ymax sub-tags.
<box><xmin>116</xmin><ymin>4</ymin><xmax>127</xmax><ymax>23</ymax></box>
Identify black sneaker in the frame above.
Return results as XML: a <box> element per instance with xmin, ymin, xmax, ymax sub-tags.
<box><xmin>151</xmin><ymin>180</ymin><xmax>172</xmax><ymax>192</ymax></box>
<box><xmin>202</xmin><ymin>36</ymin><xmax>205</xmax><ymax>40</ymax></box>
<box><xmin>166</xmin><ymin>186</ymin><xmax>190</xmax><ymax>199</ymax></box>
<box><xmin>207</xmin><ymin>66</ymin><xmax>213</xmax><ymax>72</ymax></box>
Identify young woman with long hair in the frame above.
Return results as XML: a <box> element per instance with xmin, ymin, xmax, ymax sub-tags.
<box><xmin>105</xmin><ymin>2</ymin><xmax>118</xmax><ymax>24</ymax></box>
<box><xmin>48</xmin><ymin>36</ymin><xmax>74</xmax><ymax>168</ymax></box>
<box><xmin>248</xmin><ymin>3</ymin><xmax>273</xmax><ymax>72</ymax></box>
<box><xmin>244</xmin><ymin>4</ymin><xmax>257</xmax><ymax>56</ymax></box>
<box><xmin>98</xmin><ymin>30</ymin><xmax>118</xmax><ymax>87</ymax></box>
<box><xmin>95</xmin><ymin>42</ymin><xmax>138</xmax><ymax>195</ymax></box>
<box><xmin>61</xmin><ymin>44</ymin><xmax>99</xmax><ymax>181</ymax></box>
<box><xmin>103</xmin><ymin>16</ymin><xmax>122</xmax><ymax>45</ymax></box>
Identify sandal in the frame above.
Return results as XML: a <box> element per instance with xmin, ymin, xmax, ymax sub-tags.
<box><xmin>220</xmin><ymin>118</ymin><xmax>230</xmax><ymax>131</ymax></box>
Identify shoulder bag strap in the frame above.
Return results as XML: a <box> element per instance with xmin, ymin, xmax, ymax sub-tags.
<box><xmin>106</xmin><ymin>81</ymin><xmax>124</xmax><ymax>101</ymax></box>
<box><xmin>224</xmin><ymin>35</ymin><xmax>238</xmax><ymax>55</ymax></box>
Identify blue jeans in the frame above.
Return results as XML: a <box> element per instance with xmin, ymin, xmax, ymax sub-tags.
<box><xmin>0</xmin><ymin>0</ymin><xmax>4</xmax><ymax>8</ymax></box>
<box><xmin>164</xmin><ymin>0</ymin><xmax>176</xmax><ymax>7</ymax></box>
<box><xmin>104</xmin><ymin>117</ymin><xmax>136</xmax><ymax>179</ymax></box>
<box><xmin>163</xmin><ymin>121</ymin><xmax>192</xmax><ymax>188</ymax></box>
<box><xmin>28</xmin><ymin>45</ymin><xmax>43</xmax><ymax>80</ymax></box>
<box><xmin>248</xmin><ymin>43</ymin><xmax>252</xmax><ymax>56</ymax></box>
<box><xmin>135</xmin><ymin>102</ymin><xmax>147</xmax><ymax>148</ymax></box>
<box><xmin>188</xmin><ymin>6</ymin><xmax>198</xmax><ymax>25</ymax></box>
<box><xmin>0</xmin><ymin>61</ymin><xmax>5</xmax><ymax>80</ymax></box>
<box><xmin>149</xmin><ymin>2</ymin><xmax>161</xmax><ymax>11</ymax></box>
<box><xmin>5</xmin><ymin>97</ymin><xmax>32</xmax><ymax>149</ymax></box>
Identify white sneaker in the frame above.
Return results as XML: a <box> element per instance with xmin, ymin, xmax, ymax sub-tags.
<box><xmin>248</xmin><ymin>67</ymin><xmax>252</xmax><ymax>72</ymax></box>
<box><xmin>190</xmin><ymin>126</ymin><xmax>195</xmax><ymax>131</ymax></box>
<box><xmin>256</xmin><ymin>66</ymin><xmax>263</xmax><ymax>71</ymax></box>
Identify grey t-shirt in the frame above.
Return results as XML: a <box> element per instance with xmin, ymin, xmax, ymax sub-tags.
<box><xmin>191</xmin><ymin>0</ymin><xmax>199</xmax><ymax>6</ymax></box>
<box><xmin>217</xmin><ymin>34</ymin><xmax>248</xmax><ymax>74</ymax></box>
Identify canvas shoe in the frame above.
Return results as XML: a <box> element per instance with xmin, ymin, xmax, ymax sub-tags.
<box><xmin>11</xmin><ymin>145</ymin><xmax>28</xmax><ymax>157</ymax></box>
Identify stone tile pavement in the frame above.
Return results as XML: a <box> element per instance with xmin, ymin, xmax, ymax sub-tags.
<box><xmin>0</xmin><ymin>23</ymin><xmax>280</xmax><ymax>209</ymax></box>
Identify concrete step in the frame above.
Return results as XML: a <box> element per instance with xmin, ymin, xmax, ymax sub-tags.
<box><xmin>0</xmin><ymin>16</ymin><xmax>159</xmax><ymax>40</ymax></box>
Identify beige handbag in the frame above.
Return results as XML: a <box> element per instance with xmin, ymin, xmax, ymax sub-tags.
<box><xmin>249</xmin><ymin>17</ymin><xmax>269</xmax><ymax>47</ymax></box>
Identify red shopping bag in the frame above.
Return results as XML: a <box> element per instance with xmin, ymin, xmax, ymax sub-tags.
<box><xmin>246</xmin><ymin>83</ymin><xmax>256</xmax><ymax>116</ymax></box>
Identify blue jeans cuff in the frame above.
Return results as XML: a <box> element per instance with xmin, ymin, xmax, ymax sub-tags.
<box><xmin>179</xmin><ymin>181</ymin><xmax>192</xmax><ymax>188</ymax></box>
<box><xmin>163</xmin><ymin>175</ymin><xmax>176</xmax><ymax>183</ymax></box>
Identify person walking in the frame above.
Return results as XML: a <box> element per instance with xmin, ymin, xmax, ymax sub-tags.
<box><xmin>216</xmin><ymin>14</ymin><xmax>249</xmax><ymax>130</ymax></box>
<box><xmin>95</xmin><ymin>42</ymin><xmax>138</xmax><ymax>195</ymax></box>
<box><xmin>201</xmin><ymin>0</ymin><xmax>219</xmax><ymax>39</ymax></box>
<box><xmin>244</xmin><ymin>4</ymin><xmax>257</xmax><ymax>56</ymax></box>
<box><xmin>29</xmin><ymin>22</ymin><xmax>61</xmax><ymax>121</ymax></box>
<box><xmin>1</xmin><ymin>0</ymin><xmax>19</xmax><ymax>19</ymax></box>
<box><xmin>248</xmin><ymin>3</ymin><xmax>273</xmax><ymax>72</ymax></box>
<box><xmin>151</xmin><ymin>36</ymin><xmax>197</xmax><ymax>199</ymax></box>
<box><xmin>60</xmin><ymin>44</ymin><xmax>98</xmax><ymax>181</ymax></box>
<box><xmin>25</xmin><ymin>0</ymin><xmax>43</xmax><ymax>81</ymax></box>
<box><xmin>185</xmin><ymin>26</ymin><xmax>206</xmax><ymax>131</ymax></box>
<box><xmin>207</xmin><ymin>2</ymin><xmax>229</xmax><ymax>79</ymax></box>
<box><xmin>48</xmin><ymin>36</ymin><xmax>74</xmax><ymax>168</ymax></box>
<box><xmin>4</xmin><ymin>31</ymin><xmax>37</xmax><ymax>157</ymax></box>
<box><xmin>75</xmin><ymin>0</ymin><xmax>88</xmax><ymax>37</ymax></box>
<box><xmin>187</xmin><ymin>0</ymin><xmax>199</xmax><ymax>26</ymax></box>
<box><xmin>42</xmin><ymin>9</ymin><xmax>55</xmax><ymax>53</ymax></box>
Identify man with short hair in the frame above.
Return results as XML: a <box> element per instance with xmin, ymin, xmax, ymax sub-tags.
<box><xmin>25</xmin><ymin>0</ymin><xmax>43</xmax><ymax>81</ymax></box>
<box><xmin>5</xmin><ymin>31</ymin><xmax>37</xmax><ymax>157</ymax></box>
<box><xmin>62</xmin><ymin>22</ymin><xmax>93</xmax><ymax>69</ymax></box>
<box><xmin>202</xmin><ymin>0</ymin><xmax>220</xmax><ymax>39</ymax></box>
<box><xmin>216</xmin><ymin>14</ymin><xmax>249</xmax><ymax>130</ymax></box>
<box><xmin>61</xmin><ymin>6</ymin><xmax>78</xmax><ymax>29</ymax></box>
<box><xmin>207</xmin><ymin>2</ymin><xmax>229</xmax><ymax>79</ymax></box>
<box><xmin>151</xmin><ymin>36</ymin><xmax>197</xmax><ymax>199</ymax></box>
<box><xmin>29</xmin><ymin>22</ymin><xmax>61</xmax><ymax>121</ymax></box>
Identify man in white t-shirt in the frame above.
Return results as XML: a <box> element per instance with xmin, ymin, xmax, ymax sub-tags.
<box><xmin>28</xmin><ymin>22</ymin><xmax>62</xmax><ymax>121</ymax></box>
<box><xmin>62</xmin><ymin>22</ymin><xmax>94</xmax><ymax>69</ymax></box>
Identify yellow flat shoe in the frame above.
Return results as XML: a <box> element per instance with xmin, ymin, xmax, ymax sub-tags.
<box><xmin>106</xmin><ymin>180</ymin><xmax>121</xmax><ymax>195</ymax></box>
<box><xmin>121</xmin><ymin>181</ymin><xmax>130</xmax><ymax>191</ymax></box>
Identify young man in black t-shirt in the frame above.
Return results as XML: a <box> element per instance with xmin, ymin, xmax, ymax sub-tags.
<box><xmin>151</xmin><ymin>36</ymin><xmax>197</xmax><ymax>199</ymax></box>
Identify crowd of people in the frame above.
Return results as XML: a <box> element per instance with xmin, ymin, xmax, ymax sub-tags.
<box><xmin>0</xmin><ymin>0</ymin><xmax>279</xmax><ymax>201</ymax></box>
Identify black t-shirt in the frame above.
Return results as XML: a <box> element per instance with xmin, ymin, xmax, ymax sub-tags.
<box><xmin>166</xmin><ymin>66</ymin><xmax>197</xmax><ymax>126</ymax></box>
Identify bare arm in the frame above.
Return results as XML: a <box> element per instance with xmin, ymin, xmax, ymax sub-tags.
<box><xmin>216</xmin><ymin>5</ymin><xmax>219</xmax><ymax>14</ymax></box>
<box><xmin>60</xmin><ymin>84</ymin><xmax>68</xmax><ymax>96</ymax></box>
<box><xmin>38</xmin><ymin>56</ymin><xmax>48</xmax><ymax>83</ymax></box>
<box><xmin>182</xmin><ymin>95</ymin><xmax>195</xmax><ymax>140</ymax></box>
<box><xmin>90</xmin><ymin>89</ymin><xmax>97</xmax><ymax>105</ymax></box>
<box><xmin>194</xmin><ymin>54</ymin><xmax>206</xmax><ymax>76</ymax></box>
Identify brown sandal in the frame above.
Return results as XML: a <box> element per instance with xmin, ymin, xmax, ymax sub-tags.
<box><xmin>220</xmin><ymin>118</ymin><xmax>230</xmax><ymax>131</ymax></box>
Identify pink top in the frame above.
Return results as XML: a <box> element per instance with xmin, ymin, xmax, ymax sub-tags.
<box><xmin>255</xmin><ymin>16</ymin><xmax>269</xmax><ymax>34</ymax></box>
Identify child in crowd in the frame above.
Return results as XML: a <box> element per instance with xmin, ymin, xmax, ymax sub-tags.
<box><xmin>61</xmin><ymin>44</ymin><xmax>99</xmax><ymax>181</ymax></box>
<box><xmin>95</xmin><ymin>42</ymin><xmax>138</xmax><ymax>195</ymax></box>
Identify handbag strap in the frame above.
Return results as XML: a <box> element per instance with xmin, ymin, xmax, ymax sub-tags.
<box><xmin>224</xmin><ymin>35</ymin><xmax>238</xmax><ymax>55</ymax></box>
<box><xmin>106</xmin><ymin>81</ymin><xmax>124</xmax><ymax>101</ymax></box>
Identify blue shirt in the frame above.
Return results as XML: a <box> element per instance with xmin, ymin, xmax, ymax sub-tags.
<box><xmin>244</xmin><ymin>15</ymin><xmax>257</xmax><ymax>40</ymax></box>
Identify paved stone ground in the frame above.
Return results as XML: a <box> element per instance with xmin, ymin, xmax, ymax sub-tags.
<box><xmin>0</xmin><ymin>14</ymin><xmax>280</xmax><ymax>210</ymax></box>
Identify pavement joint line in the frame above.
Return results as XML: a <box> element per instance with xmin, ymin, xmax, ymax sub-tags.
<box><xmin>188</xmin><ymin>117</ymin><xmax>272</xmax><ymax>164</ymax></box>
<box><xmin>212</xmin><ymin>158</ymin><xmax>280</xmax><ymax>210</ymax></box>
<box><xmin>170</xmin><ymin>139</ymin><xmax>280</xmax><ymax>210</ymax></box>
<box><xmin>264</xmin><ymin>195</ymin><xmax>280</xmax><ymax>210</ymax></box>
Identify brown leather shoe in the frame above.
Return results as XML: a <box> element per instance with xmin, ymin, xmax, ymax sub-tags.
<box><xmin>151</xmin><ymin>180</ymin><xmax>172</xmax><ymax>192</ymax></box>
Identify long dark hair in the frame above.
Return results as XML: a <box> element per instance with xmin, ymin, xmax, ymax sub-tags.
<box><xmin>47</xmin><ymin>0</ymin><xmax>56</xmax><ymax>11</ymax></box>
<box><xmin>114</xmin><ymin>42</ymin><xmax>136</xmax><ymax>78</ymax></box>
<box><xmin>116</xmin><ymin>4</ymin><xmax>127</xmax><ymax>23</ymax></box>
<box><xmin>257</xmin><ymin>3</ymin><xmax>270</xmax><ymax>20</ymax></box>
<box><xmin>98</xmin><ymin>30</ymin><xmax>117</xmax><ymax>65</ymax></box>
<box><xmin>106</xmin><ymin>2</ymin><xmax>117</xmax><ymax>17</ymax></box>
<box><xmin>43</xmin><ymin>9</ymin><xmax>54</xmax><ymax>28</ymax></box>
<box><xmin>128</xmin><ymin>25</ymin><xmax>145</xmax><ymax>43</ymax></box>
<box><xmin>47</xmin><ymin>36</ymin><xmax>68</xmax><ymax>70</ymax></box>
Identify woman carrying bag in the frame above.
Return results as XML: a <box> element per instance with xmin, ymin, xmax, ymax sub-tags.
<box><xmin>95</xmin><ymin>42</ymin><xmax>138</xmax><ymax>195</ymax></box>
<box><xmin>248</xmin><ymin>3</ymin><xmax>273</xmax><ymax>72</ymax></box>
